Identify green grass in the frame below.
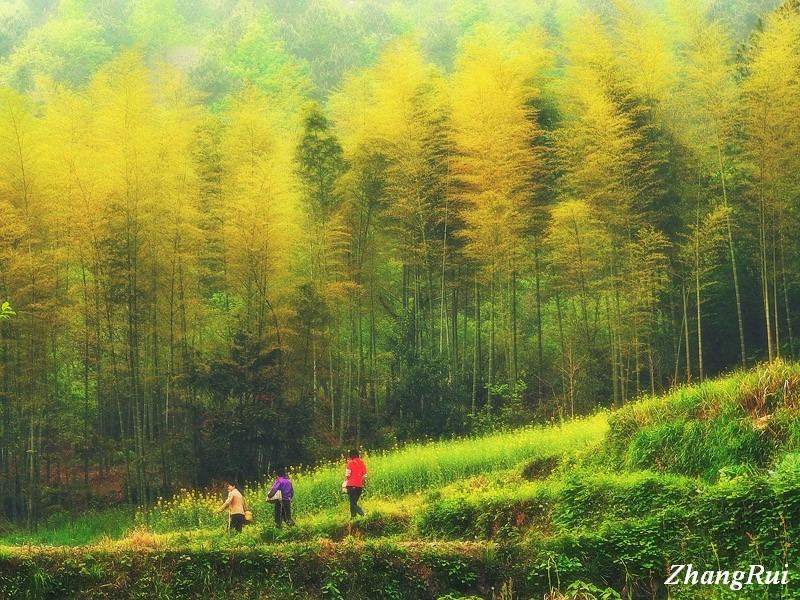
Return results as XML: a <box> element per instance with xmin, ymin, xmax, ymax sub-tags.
<box><xmin>143</xmin><ymin>412</ymin><xmax>607</xmax><ymax>534</ymax></box>
<box><xmin>289</xmin><ymin>411</ymin><xmax>607</xmax><ymax>513</ymax></box>
<box><xmin>607</xmin><ymin>360</ymin><xmax>800</xmax><ymax>478</ymax></box>
<box><xmin>0</xmin><ymin>412</ymin><xmax>607</xmax><ymax>547</ymax></box>
<box><xmin>0</xmin><ymin>508</ymin><xmax>132</xmax><ymax>547</ymax></box>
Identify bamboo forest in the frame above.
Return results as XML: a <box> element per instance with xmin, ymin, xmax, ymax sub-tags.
<box><xmin>3</xmin><ymin>2</ymin><xmax>800</xmax><ymax>596</ymax></box>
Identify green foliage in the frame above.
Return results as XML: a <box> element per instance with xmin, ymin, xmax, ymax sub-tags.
<box><xmin>416</xmin><ymin>475</ymin><xmax>555</xmax><ymax>540</ymax></box>
<box><xmin>219</xmin><ymin>15</ymin><xmax>311</xmax><ymax>109</ymax></box>
<box><xmin>0</xmin><ymin>16</ymin><xmax>111</xmax><ymax>89</ymax></box>
<box><xmin>470</xmin><ymin>381</ymin><xmax>532</xmax><ymax>435</ymax></box>
<box><xmin>389</xmin><ymin>351</ymin><xmax>468</xmax><ymax>439</ymax></box>
<box><xmin>128</xmin><ymin>0</ymin><xmax>189</xmax><ymax>50</ymax></box>
<box><xmin>188</xmin><ymin>330</ymin><xmax>312</xmax><ymax>483</ymax></box>
<box><xmin>552</xmin><ymin>470</ymin><xmax>696</xmax><ymax>531</ymax></box>
<box><xmin>0</xmin><ymin>1</ymin><xmax>31</xmax><ymax>58</ymax></box>
<box><xmin>296</xmin><ymin>103</ymin><xmax>347</xmax><ymax>218</ymax></box>
<box><xmin>0</xmin><ymin>301</ymin><xmax>14</xmax><ymax>320</ymax></box>
<box><xmin>563</xmin><ymin>580</ymin><xmax>622</xmax><ymax>600</ymax></box>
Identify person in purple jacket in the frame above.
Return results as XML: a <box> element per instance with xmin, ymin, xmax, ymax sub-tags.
<box><xmin>267</xmin><ymin>469</ymin><xmax>295</xmax><ymax>527</ymax></box>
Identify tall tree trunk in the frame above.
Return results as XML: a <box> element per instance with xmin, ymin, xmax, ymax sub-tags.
<box><xmin>471</xmin><ymin>276</ymin><xmax>480</xmax><ymax>415</ymax></box>
<box><xmin>633</xmin><ymin>320</ymin><xmax>641</xmax><ymax>398</ymax></box>
<box><xmin>682</xmin><ymin>282</ymin><xmax>692</xmax><ymax>383</ymax></box>
<box><xmin>340</xmin><ymin>301</ymin><xmax>352</xmax><ymax>446</ymax></box>
<box><xmin>413</xmin><ymin>266</ymin><xmax>420</xmax><ymax>357</ymax></box>
<box><xmin>126</xmin><ymin>209</ymin><xmax>146</xmax><ymax>508</ymax></box>
<box><xmin>555</xmin><ymin>286</ymin><xmax>567</xmax><ymax>405</ymax></box>
<box><xmin>780</xmin><ymin>228</ymin><xmax>795</xmax><ymax>358</ymax></box>
<box><xmin>534</xmin><ymin>248</ymin><xmax>544</xmax><ymax>404</ymax></box>
<box><xmin>462</xmin><ymin>286</ymin><xmax>468</xmax><ymax>375</ymax></box>
<box><xmin>329</xmin><ymin>338</ymin><xmax>335</xmax><ymax>431</ymax></box>
<box><xmin>80</xmin><ymin>259</ymin><xmax>91</xmax><ymax>497</ymax></box>
<box><xmin>758</xmin><ymin>163</ymin><xmax>774</xmax><ymax>361</ymax></box>
<box><xmin>772</xmin><ymin>229</ymin><xmax>780</xmax><ymax>358</ymax></box>
<box><xmin>606</xmin><ymin>294</ymin><xmax>619</xmax><ymax>406</ymax></box>
<box><xmin>612</xmin><ymin>260</ymin><xmax>626</xmax><ymax>402</ymax></box>
<box><xmin>451</xmin><ymin>285</ymin><xmax>458</xmax><ymax>383</ymax></box>
<box><xmin>717</xmin><ymin>146</ymin><xmax>746</xmax><ymax>366</ymax></box>
<box><xmin>27</xmin><ymin>415</ymin><xmax>35</xmax><ymax>529</ymax></box>
<box><xmin>105</xmin><ymin>290</ymin><xmax>131</xmax><ymax>505</ymax></box>
<box><xmin>695</xmin><ymin>241</ymin><xmax>704</xmax><ymax>383</ymax></box>
<box><xmin>511</xmin><ymin>269</ymin><xmax>518</xmax><ymax>385</ymax></box>
<box><xmin>356</xmin><ymin>299</ymin><xmax>364</xmax><ymax>448</ymax></box>
<box><xmin>439</xmin><ymin>192</ymin><xmax>449</xmax><ymax>362</ymax></box>
<box><xmin>488</xmin><ymin>271</ymin><xmax>495</xmax><ymax>409</ymax></box>
<box><xmin>369</xmin><ymin>272</ymin><xmax>377</xmax><ymax>416</ymax></box>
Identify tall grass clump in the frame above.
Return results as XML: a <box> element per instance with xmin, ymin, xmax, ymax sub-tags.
<box><xmin>143</xmin><ymin>490</ymin><xmax>221</xmax><ymax>533</ymax></box>
<box><xmin>416</xmin><ymin>481</ymin><xmax>556</xmax><ymax>540</ymax></box>
<box><xmin>606</xmin><ymin>361</ymin><xmax>800</xmax><ymax>479</ymax></box>
<box><xmin>551</xmin><ymin>469</ymin><xmax>696</xmax><ymax>530</ymax></box>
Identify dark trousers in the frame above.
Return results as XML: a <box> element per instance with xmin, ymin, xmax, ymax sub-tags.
<box><xmin>229</xmin><ymin>513</ymin><xmax>245</xmax><ymax>533</ymax></box>
<box><xmin>347</xmin><ymin>486</ymin><xmax>365</xmax><ymax>518</ymax></box>
<box><xmin>273</xmin><ymin>499</ymin><xmax>293</xmax><ymax>527</ymax></box>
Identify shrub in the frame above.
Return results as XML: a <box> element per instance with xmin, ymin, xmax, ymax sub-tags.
<box><xmin>416</xmin><ymin>483</ymin><xmax>554</xmax><ymax>540</ymax></box>
<box><xmin>551</xmin><ymin>470</ymin><xmax>695</xmax><ymax>531</ymax></box>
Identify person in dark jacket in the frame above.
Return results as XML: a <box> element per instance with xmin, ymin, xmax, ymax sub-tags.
<box><xmin>268</xmin><ymin>470</ymin><xmax>295</xmax><ymax>527</ymax></box>
<box><xmin>345</xmin><ymin>449</ymin><xmax>367</xmax><ymax>518</ymax></box>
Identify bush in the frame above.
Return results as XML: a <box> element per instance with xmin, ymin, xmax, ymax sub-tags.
<box><xmin>551</xmin><ymin>470</ymin><xmax>695</xmax><ymax>531</ymax></box>
<box><xmin>416</xmin><ymin>483</ymin><xmax>554</xmax><ymax>540</ymax></box>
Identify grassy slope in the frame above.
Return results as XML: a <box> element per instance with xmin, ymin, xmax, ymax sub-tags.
<box><xmin>0</xmin><ymin>413</ymin><xmax>607</xmax><ymax>547</ymax></box>
<box><xmin>4</xmin><ymin>361</ymin><xmax>800</xmax><ymax>599</ymax></box>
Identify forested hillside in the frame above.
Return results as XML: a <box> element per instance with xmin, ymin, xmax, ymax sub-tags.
<box><xmin>1</xmin><ymin>0</ymin><xmax>799</xmax><ymax>524</ymax></box>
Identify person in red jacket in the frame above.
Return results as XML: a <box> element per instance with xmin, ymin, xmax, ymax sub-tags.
<box><xmin>345</xmin><ymin>449</ymin><xmax>367</xmax><ymax>518</ymax></box>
